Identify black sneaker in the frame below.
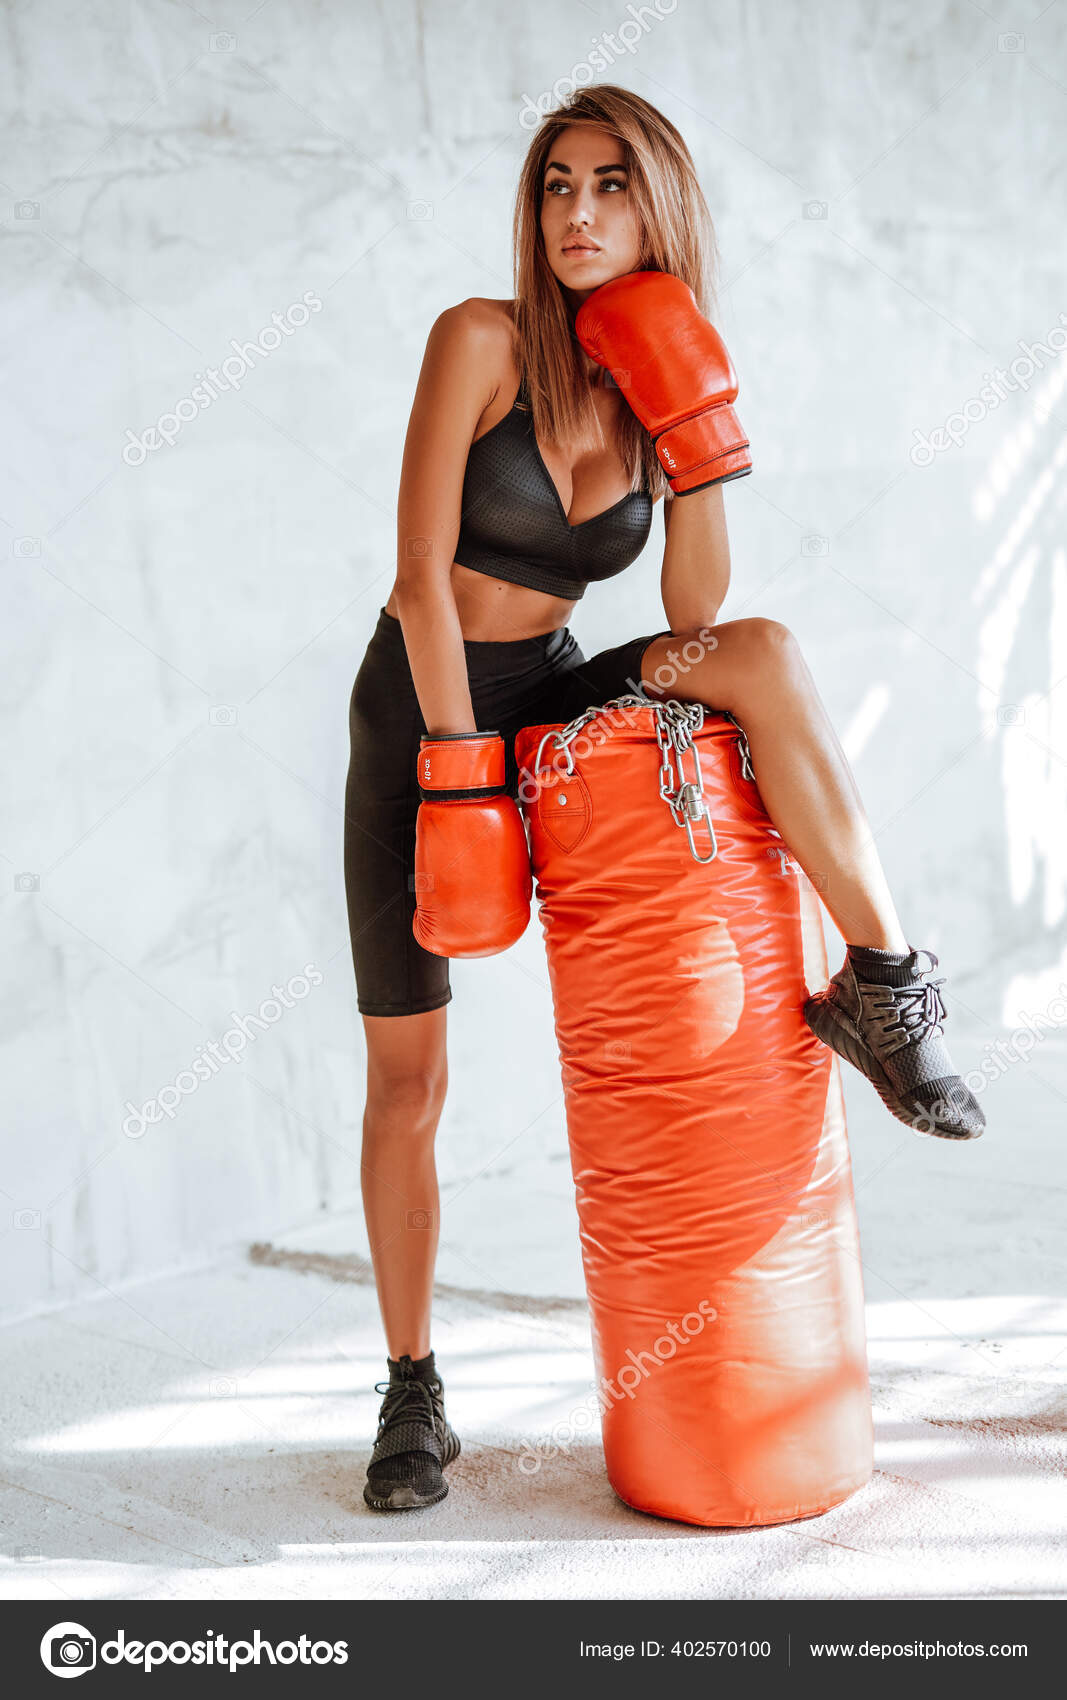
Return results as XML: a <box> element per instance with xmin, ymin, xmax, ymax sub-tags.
<box><xmin>363</xmin><ymin>1351</ymin><xmax>461</xmax><ymax>1512</ymax></box>
<box><xmin>803</xmin><ymin>946</ymin><xmax>985</xmax><ymax>1140</ymax></box>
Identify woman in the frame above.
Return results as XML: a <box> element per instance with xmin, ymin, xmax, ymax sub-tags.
<box><xmin>344</xmin><ymin>84</ymin><xmax>982</xmax><ymax>1513</ymax></box>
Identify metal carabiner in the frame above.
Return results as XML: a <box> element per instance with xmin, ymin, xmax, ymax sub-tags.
<box><xmin>678</xmin><ymin>728</ymin><xmax>718</xmax><ymax>864</ymax></box>
<box><xmin>678</xmin><ymin>780</ymin><xmax>718</xmax><ymax>863</ymax></box>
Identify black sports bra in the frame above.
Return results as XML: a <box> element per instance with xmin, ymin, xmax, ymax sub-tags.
<box><xmin>453</xmin><ymin>374</ymin><xmax>653</xmax><ymax>601</ymax></box>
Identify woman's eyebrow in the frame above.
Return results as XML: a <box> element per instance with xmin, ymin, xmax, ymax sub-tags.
<box><xmin>543</xmin><ymin>161</ymin><xmax>628</xmax><ymax>175</ymax></box>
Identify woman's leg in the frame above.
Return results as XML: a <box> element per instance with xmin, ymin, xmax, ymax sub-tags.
<box><xmin>633</xmin><ymin>617</ymin><xmax>983</xmax><ymax>1140</ymax></box>
<box><xmin>636</xmin><ymin>617</ymin><xmax>908</xmax><ymax>951</ymax></box>
<box><xmin>358</xmin><ymin>1004</ymin><xmax>462</xmax><ymax>1511</ymax></box>
<box><xmin>360</xmin><ymin>1005</ymin><xmax>449</xmax><ymax>1359</ymax></box>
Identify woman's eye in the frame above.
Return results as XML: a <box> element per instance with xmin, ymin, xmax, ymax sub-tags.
<box><xmin>544</xmin><ymin>177</ymin><xmax>627</xmax><ymax>194</ymax></box>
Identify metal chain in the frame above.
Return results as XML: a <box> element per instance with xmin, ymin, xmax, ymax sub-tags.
<box><xmin>529</xmin><ymin>693</ymin><xmax>754</xmax><ymax>865</ymax></box>
<box><xmin>722</xmin><ymin>709</ymin><xmax>755</xmax><ymax>780</ymax></box>
<box><xmin>652</xmin><ymin>698</ymin><xmax>717</xmax><ymax>864</ymax></box>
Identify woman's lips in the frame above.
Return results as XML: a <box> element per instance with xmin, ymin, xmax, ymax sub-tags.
<box><xmin>563</xmin><ymin>244</ymin><xmax>600</xmax><ymax>256</ymax></box>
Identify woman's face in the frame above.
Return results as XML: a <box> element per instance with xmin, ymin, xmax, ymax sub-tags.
<box><xmin>539</xmin><ymin>124</ymin><xmax>643</xmax><ymax>304</ymax></box>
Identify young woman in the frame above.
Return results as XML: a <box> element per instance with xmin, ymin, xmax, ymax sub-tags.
<box><xmin>343</xmin><ymin>85</ymin><xmax>982</xmax><ymax>1513</ymax></box>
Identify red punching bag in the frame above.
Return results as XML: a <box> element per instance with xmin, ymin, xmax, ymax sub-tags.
<box><xmin>514</xmin><ymin>696</ymin><xmax>873</xmax><ymax>1527</ymax></box>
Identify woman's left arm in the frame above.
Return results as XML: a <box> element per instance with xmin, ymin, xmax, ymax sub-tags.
<box><xmin>660</xmin><ymin>483</ymin><xmax>731</xmax><ymax>630</ymax></box>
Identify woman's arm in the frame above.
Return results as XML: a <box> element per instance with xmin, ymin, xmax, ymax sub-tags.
<box><xmin>660</xmin><ymin>483</ymin><xmax>732</xmax><ymax>630</ymax></box>
<box><xmin>393</xmin><ymin>302</ymin><xmax>504</xmax><ymax>734</ymax></box>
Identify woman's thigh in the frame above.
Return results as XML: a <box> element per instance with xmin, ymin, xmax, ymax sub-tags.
<box><xmin>344</xmin><ymin>612</ymin><xmax>591</xmax><ymax>1013</ymax></box>
<box><xmin>636</xmin><ymin>618</ymin><xmax>801</xmax><ymax>717</ymax></box>
<box><xmin>344</xmin><ymin>619</ymin><xmax>452</xmax><ymax>1019</ymax></box>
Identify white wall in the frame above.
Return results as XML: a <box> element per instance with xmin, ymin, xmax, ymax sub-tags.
<box><xmin>3</xmin><ymin>0</ymin><xmax>1064</xmax><ymax>1318</ymax></box>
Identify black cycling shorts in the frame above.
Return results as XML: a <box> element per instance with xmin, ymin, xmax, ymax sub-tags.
<box><xmin>343</xmin><ymin>605</ymin><xmax>672</xmax><ymax>1017</ymax></box>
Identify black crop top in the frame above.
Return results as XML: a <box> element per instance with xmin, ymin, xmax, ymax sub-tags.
<box><xmin>453</xmin><ymin>374</ymin><xmax>653</xmax><ymax>601</ymax></box>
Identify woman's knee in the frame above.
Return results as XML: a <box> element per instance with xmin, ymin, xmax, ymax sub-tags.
<box><xmin>731</xmin><ymin>615</ymin><xmax>797</xmax><ymax>659</ymax></box>
<box><xmin>365</xmin><ymin>1061</ymin><xmax>446</xmax><ymax>1119</ymax></box>
<box><xmin>689</xmin><ymin>616</ymin><xmax>808</xmax><ymax>715</ymax></box>
<box><xmin>363</xmin><ymin>1014</ymin><xmax>447</xmax><ymax>1124</ymax></box>
<box><xmin>717</xmin><ymin>615</ymin><xmax>805</xmax><ymax>683</ymax></box>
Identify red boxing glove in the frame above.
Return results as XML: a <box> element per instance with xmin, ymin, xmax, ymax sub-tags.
<box><xmin>575</xmin><ymin>270</ymin><xmax>751</xmax><ymax>495</ymax></box>
<box><xmin>413</xmin><ymin>732</ymin><xmax>532</xmax><ymax>958</ymax></box>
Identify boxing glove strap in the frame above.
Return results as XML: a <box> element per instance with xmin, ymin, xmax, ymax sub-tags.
<box><xmin>654</xmin><ymin>404</ymin><xmax>749</xmax><ymax>477</ymax></box>
<box><xmin>669</xmin><ymin>459</ymin><xmax>753</xmax><ymax>496</ymax></box>
<box><xmin>669</xmin><ymin>454</ymin><xmax>752</xmax><ymax>496</ymax></box>
<box><xmin>418</xmin><ymin>731</ymin><xmax>506</xmax><ymax>796</ymax></box>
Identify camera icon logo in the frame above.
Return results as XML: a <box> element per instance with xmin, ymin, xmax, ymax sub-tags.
<box><xmin>40</xmin><ymin>1621</ymin><xmax>97</xmax><ymax>1676</ymax></box>
<box><xmin>997</xmin><ymin>32</ymin><xmax>1024</xmax><ymax>52</ymax></box>
<box><xmin>801</xmin><ymin>534</ymin><xmax>829</xmax><ymax>556</ymax></box>
<box><xmin>210</xmin><ymin>31</ymin><xmax>236</xmax><ymax>51</ymax></box>
<box><xmin>803</xmin><ymin>200</ymin><xmax>829</xmax><ymax>220</ymax></box>
<box><xmin>996</xmin><ymin>704</ymin><xmax>1024</xmax><ymax>728</ymax></box>
<box><xmin>407</xmin><ymin>201</ymin><xmax>434</xmax><ymax>220</ymax></box>
<box><xmin>14</xmin><ymin>537</ymin><xmax>41</xmax><ymax>556</ymax></box>
<box><xmin>208</xmin><ymin>705</ymin><xmax>237</xmax><ymax>727</ymax></box>
<box><xmin>15</xmin><ymin>872</ymin><xmax>40</xmax><ymax>892</ymax></box>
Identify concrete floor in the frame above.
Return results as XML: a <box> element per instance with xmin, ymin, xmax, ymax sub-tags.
<box><xmin>2</xmin><ymin>1051</ymin><xmax>1065</xmax><ymax>1603</ymax></box>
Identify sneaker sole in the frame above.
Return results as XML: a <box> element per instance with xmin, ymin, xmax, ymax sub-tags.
<box><xmin>363</xmin><ymin>1480</ymin><xmax>449</xmax><ymax>1512</ymax></box>
<box><xmin>803</xmin><ymin>995</ymin><xmax>983</xmax><ymax>1141</ymax></box>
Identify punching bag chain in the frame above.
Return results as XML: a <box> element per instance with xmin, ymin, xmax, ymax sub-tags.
<box><xmin>530</xmin><ymin>694</ymin><xmax>726</xmax><ymax>866</ymax></box>
<box><xmin>723</xmin><ymin>711</ymin><xmax>756</xmax><ymax>781</ymax></box>
<box><xmin>652</xmin><ymin>699</ymin><xmax>718</xmax><ymax>864</ymax></box>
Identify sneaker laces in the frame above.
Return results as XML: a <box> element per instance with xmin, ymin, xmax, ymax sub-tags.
<box><xmin>373</xmin><ymin>1376</ymin><xmax>436</xmax><ymax>1437</ymax></box>
<box><xmin>861</xmin><ymin>949</ymin><xmax>948</xmax><ymax>1056</ymax></box>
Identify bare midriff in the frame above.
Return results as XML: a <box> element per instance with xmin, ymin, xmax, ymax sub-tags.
<box><xmin>384</xmin><ymin>564</ymin><xmax>577</xmax><ymax>644</ymax></box>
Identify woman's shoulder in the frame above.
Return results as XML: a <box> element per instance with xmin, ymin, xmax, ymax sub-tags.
<box><xmin>426</xmin><ymin>298</ymin><xmax>519</xmax><ymax>404</ymax></box>
<box><xmin>431</xmin><ymin>296</ymin><xmax>516</xmax><ymax>349</ymax></box>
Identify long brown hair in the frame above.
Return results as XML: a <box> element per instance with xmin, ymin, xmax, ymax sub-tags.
<box><xmin>512</xmin><ymin>85</ymin><xmax>718</xmax><ymax>500</ymax></box>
